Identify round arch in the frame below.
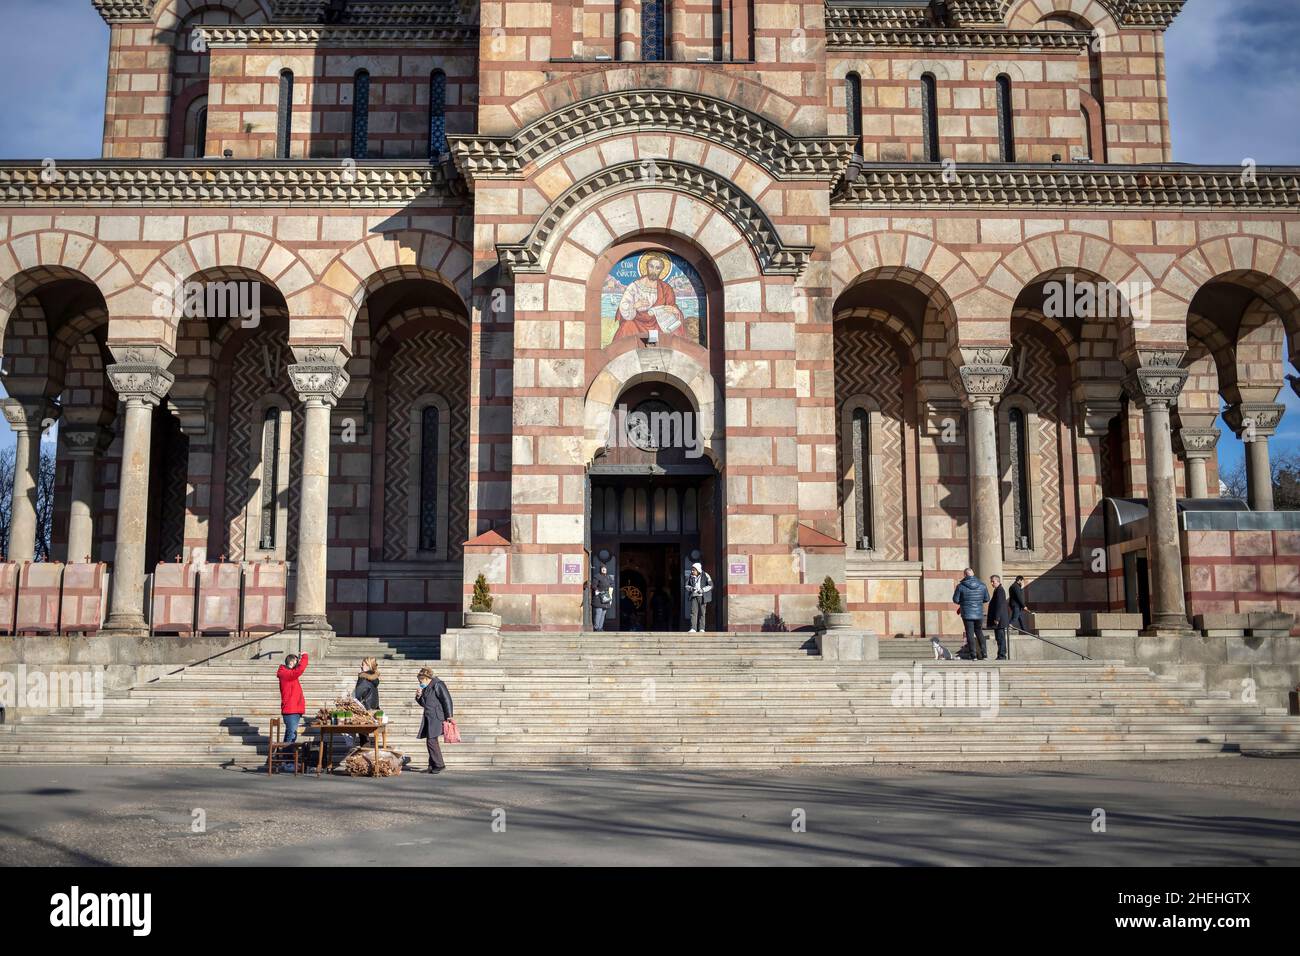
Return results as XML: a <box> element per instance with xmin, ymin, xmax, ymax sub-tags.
<box><xmin>583</xmin><ymin>347</ymin><xmax>723</xmax><ymax>468</ymax></box>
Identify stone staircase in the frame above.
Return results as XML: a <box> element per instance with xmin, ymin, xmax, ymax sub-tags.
<box><xmin>2</xmin><ymin>631</ymin><xmax>1298</xmax><ymax>768</ymax></box>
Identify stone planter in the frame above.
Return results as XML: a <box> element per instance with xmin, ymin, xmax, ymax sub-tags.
<box><xmin>465</xmin><ymin>611</ymin><xmax>502</xmax><ymax>630</ymax></box>
<box><xmin>819</xmin><ymin>612</ymin><xmax>854</xmax><ymax>630</ymax></box>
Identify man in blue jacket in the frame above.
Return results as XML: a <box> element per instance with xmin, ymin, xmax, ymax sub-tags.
<box><xmin>953</xmin><ymin>568</ymin><xmax>991</xmax><ymax>660</ymax></box>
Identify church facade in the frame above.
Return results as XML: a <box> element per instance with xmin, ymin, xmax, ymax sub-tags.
<box><xmin>1</xmin><ymin>0</ymin><xmax>1298</xmax><ymax>644</ymax></box>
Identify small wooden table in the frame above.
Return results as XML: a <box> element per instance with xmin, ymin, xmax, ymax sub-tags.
<box><xmin>314</xmin><ymin>721</ymin><xmax>389</xmax><ymax>776</ymax></box>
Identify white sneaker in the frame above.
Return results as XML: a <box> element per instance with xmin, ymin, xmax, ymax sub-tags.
<box><xmin>687</xmin><ymin>629</ymin><xmax>696</xmax><ymax>633</ymax></box>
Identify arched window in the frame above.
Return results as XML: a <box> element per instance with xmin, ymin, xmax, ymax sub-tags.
<box><xmin>851</xmin><ymin>407</ymin><xmax>873</xmax><ymax>550</ymax></box>
<box><xmin>921</xmin><ymin>73</ymin><xmax>940</xmax><ymax>162</ymax></box>
<box><xmin>642</xmin><ymin>0</ymin><xmax>666</xmax><ymax>61</ymax></box>
<box><xmin>996</xmin><ymin>74</ymin><xmax>1016</xmax><ymax>162</ymax></box>
<box><xmin>351</xmin><ymin>69</ymin><xmax>371</xmax><ymax>160</ymax></box>
<box><xmin>258</xmin><ymin>406</ymin><xmax>282</xmax><ymax>550</ymax></box>
<box><xmin>408</xmin><ymin>396</ymin><xmax>451</xmax><ymax>558</ymax></box>
<box><xmin>846</xmin><ymin>71</ymin><xmax>864</xmax><ymax>156</ymax></box>
<box><xmin>276</xmin><ymin>70</ymin><xmax>294</xmax><ymax>159</ymax></box>
<box><xmin>418</xmin><ymin>404</ymin><xmax>439</xmax><ymax>552</ymax></box>
<box><xmin>1007</xmin><ymin>406</ymin><xmax>1032</xmax><ymax>550</ymax></box>
<box><xmin>429</xmin><ymin>69</ymin><xmax>448</xmax><ymax>159</ymax></box>
<box><xmin>183</xmin><ymin>96</ymin><xmax>208</xmax><ymax>158</ymax></box>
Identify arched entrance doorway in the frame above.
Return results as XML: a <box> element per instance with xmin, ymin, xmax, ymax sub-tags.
<box><xmin>587</xmin><ymin>381</ymin><xmax>723</xmax><ymax>631</ymax></box>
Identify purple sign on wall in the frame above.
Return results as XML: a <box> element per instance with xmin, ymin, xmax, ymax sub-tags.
<box><xmin>729</xmin><ymin>562</ymin><xmax>748</xmax><ymax>576</ymax></box>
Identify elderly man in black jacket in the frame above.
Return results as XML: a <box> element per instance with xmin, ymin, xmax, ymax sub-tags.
<box><xmin>987</xmin><ymin>575</ymin><xmax>1010</xmax><ymax>661</ymax></box>
<box><xmin>415</xmin><ymin>667</ymin><xmax>454</xmax><ymax>774</ymax></box>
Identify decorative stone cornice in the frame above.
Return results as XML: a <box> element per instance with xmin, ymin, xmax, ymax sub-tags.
<box><xmin>450</xmin><ymin>90</ymin><xmax>857</xmax><ymax>185</ymax></box>
<box><xmin>91</xmin><ymin>0</ymin><xmax>154</xmax><ymax>23</ymax></box>
<box><xmin>827</xmin><ymin>26</ymin><xmax>1093</xmax><ymax>51</ymax></box>
<box><xmin>200</xmin><ymin>24</ymin><xmax>478</xmax><ymax>46</ymax></box>
<box><xmin>945</xmin><ymin>0</ymin><xmax>1185</xmax><ymax>28</ymax></box>
<box><xmin>1173</xmin><ymin>426</ymin><xmax>1220</xmax><ymax>459</ymax></box>
<box><xmin>1123</xmin><ymin>351</ymin><xmax>1187</xmax><ymax>407</ymax></box>
<box><xmin>0</xmin><ymin>161</ymin><xmax>463</xmax><ymax>206</ymax></box>
<box><xmin>834</xmin><ymin>163</ymin><xmax>1300</xmax><ymax>209</ymax></box>
<box><xmin>1222</xmin><ymin>403</ymin><xmax>1286</xmax><ymax>440</ymax></box>
<box><xmin>825</xmin><ymin>2</ymin><xmax>935</xmax><ymax>31</ymax></box>
<box><xmin>288</xmin><ymin>345</ymin><xmax>350</xmax><ymax>406</ymax></box>
<box><xmin>497</xmin><ymin>160</ymin><xmax>814</xmax><ymax>278</ymax></box>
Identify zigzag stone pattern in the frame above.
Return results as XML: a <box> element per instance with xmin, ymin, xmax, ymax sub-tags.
<box><xmin>221</xmin><ymin>334</ymin><xmax>303</xmax><ymax>564</ymax></box>
<box><xmin>382</xmin><ymin>329</ymin><xmax>470</xmax><ymax>563</ymax></box>
<box><xmin>835</xmin><ymin>326</ymin><xmax>906</xmax><ymax>562</ymax></box>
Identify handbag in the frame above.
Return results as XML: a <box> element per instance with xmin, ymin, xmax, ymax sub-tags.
<box><xmin>442</xmin><ymin>718</ymin><xmax>461</xmax><ymax>744</ymax></box>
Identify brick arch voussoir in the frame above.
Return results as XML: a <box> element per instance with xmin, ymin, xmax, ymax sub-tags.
<box><xmin>512</xmin><ymin>68</ymin><xmax>806</xmax><ymax>140</ymax></box>
<box><xmin>1005</xmin><ymin>0</ymin><xmax>1119</xmax><ymax>35</ymax></box>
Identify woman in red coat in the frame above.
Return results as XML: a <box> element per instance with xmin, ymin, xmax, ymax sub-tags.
<box><xmin>277</xmin><ymin>652</ymin><xmax>309</xmax><ymax>743</ymax></box>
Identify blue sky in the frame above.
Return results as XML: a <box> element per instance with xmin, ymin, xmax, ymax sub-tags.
<box><xmin>0</xmin><ymin>0</ymin><xmax>1297</xmax><ymax>472</ymax></box>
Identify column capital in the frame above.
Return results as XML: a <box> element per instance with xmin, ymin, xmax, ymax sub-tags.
<box><xmin>62</xmin><ymin>425</ymin><xmax>115</xmax><ymax>459</ymax></box>
<box><xmin>0</xmin><ymin>397</ymin><xmax>57</xmax><ymax>435</ymax></box>
<box><xmin>1122</xmin><ymin>364</ymin><xmax>1187</xmax><ymax>409</ymax></box>
<box><xmin>1076</xmin><ymin>398</ymin><xmax>1123</xmax><ymax>438</ymax></box>
<box><xmin>288</xmin><ymin>344</ymin><xmax>350</xmax><ymax>407</ymax></box>
<box><xmin>1222</xmin><ymin>402</ymin><xmax>1285</xmax><ymax>440</ymax></box>
<box><xmin>951</xmin><ymin>347</ymin><xmax>1012</xmax><ymax>409</ymax></box>
<box><xmin>1173</xmin><ymin>426</ymin><xmax>1220</xmax><ymax>460</ymax></box>
<box><xmin>107</xmin><ymin>364</ymin><xmax>175</xmax><ymax>407</ymax></box>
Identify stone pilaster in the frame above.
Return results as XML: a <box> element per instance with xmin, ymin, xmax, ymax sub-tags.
<box><xmin>1222</xmin><ymin>402</ymin><xmax>1285</xmax><ymax>513</ymax></box>
<box><xmin>287</xmin><ymin>345</ymin><xmax>350</xmax><ymax>638</ymax></box>
<box><xmin>61</xmin><ymin>425</ymin><xmax>114</xmax><ymax>563</ymax></box>
<box><xmin>1123</xmin><ymin>353</ymin><xmax>1191</xmax><ymax>635</ymax></box>
<box><xmin>0</xmin><ymin>399</ymin><xmax>56</xmax><ymax>562</ymax></box>
<box><xmin>1173</xmin><ymin>426</ymin><xmax>1220</xmax><ymax>500</ymax></box>
<box><xmin>103</xmin><ymin>347</ymin><xmax>175</xmax><ymax>634</ymax></box>
<box><xmin>952</xmin><ymin>348</ymin><xmax>1012</xmax><ymax>584</ymax></box>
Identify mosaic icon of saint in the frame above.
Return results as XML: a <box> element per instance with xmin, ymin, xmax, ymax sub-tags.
<box><xmin>613</xmin><ymin>252</ymin><xmax>685</xmax><ymax>341</ymax></box>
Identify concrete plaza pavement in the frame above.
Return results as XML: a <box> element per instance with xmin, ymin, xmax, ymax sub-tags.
<box><xmin>0</xmin><ymin>757</ymin><xmax>1297</xmax><ymax>866</ymax></box>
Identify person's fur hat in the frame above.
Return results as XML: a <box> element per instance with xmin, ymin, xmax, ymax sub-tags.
<box><xmin>417</xmin><ymin>667</ymin><xmax>434</xmax><ymax>681</ymax></box>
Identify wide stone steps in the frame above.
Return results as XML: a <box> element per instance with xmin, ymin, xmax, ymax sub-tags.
<box><xmin>2</xmin><ymin>631</ymin><xmax>1297</xmax><ymax>768</ymax></box>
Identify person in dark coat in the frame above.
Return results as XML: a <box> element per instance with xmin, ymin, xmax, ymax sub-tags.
<box><xmin>952</xmin><ymin>569</ymin><xmax>990</xmax><ymax>661</ymax></box>
<box><xmin>276</xmin><ymin>652</ymin><xmax>309</xmax><ymax>743</ymax></box>
<box><xmin>591</xmin><ymin>565</ymin><xmax>615</xmax><ymax>632</ymax></box>
<box><xmin>353</xmin><ymin>657</ymin><xmax>380</xmax><ymax>745</ymax></box>
<box><xmin>986</xmin><ymin>575</ymin><xmax>1010</xmax><ymax>661</ymax></box>
<box><xmin>1009</xmin><ymin>575</ymin><xmax>1029</xmax><ymax>631</ymax></box>
<box><xmin>415</xmin><ymin>666</ymin><xmax>454</xmax><ymax>774</ymax></box>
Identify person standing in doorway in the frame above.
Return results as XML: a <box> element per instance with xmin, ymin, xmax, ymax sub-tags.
<box><xmin>1009</xmin><ymin>575</ymin><xmax>1030</xmax><ymax>631</ymax></box>
<box><xmin>276</xmin><ymin>652</ymin><xmax>309</xmax><ymax>743</ymax></box>
<box><xmin>987</xmin><ymin>575</ymin><xmax>1010</xmax><ymax>661</ymax></box>
<box><xmin>592</xmin><ymin>564</ymin><xmax>615</xmax><ymax>632</ymax></box>
<box><xmin>952</xmin><ymin>569</ymin><xmax>990</xmax><ymax>661</ymax></box>
<box><xmin>685</xmin><ymin>562</ymin><xmax>713</xmax><ymax>633</ymax></box>
<box><xmin>415</xmin><ymin>666</ymin><xmax>454</xmax><ymax>774</ymax></box>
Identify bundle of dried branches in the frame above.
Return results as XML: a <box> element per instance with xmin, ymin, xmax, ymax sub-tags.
<box><xmin>314</xmin><ymin>696</ymin><xmax>377</xmax><ymax>726</ymax></box>
<box><xmin>340</xmin><ymin>748</ymin><xmax>406</xmax><ymax>777</ymax></box>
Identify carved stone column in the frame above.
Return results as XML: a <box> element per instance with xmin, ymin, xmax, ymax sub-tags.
<box><xmin>954</xmin><ymin>350</ymin><xmax>1012</xmax><ymax>583</ymax></box>
<box><xmin>104</xmin><ymin>348</ymin><xmax>175</xmax><ymax>634</ymax></box>
<box><xmin>1173</xmin><ymin>426</ymin><xmax>1220</xmax><ymax>500</ymax></box>
<box><xmin>288</xmin><ymin>346</ymin><xmax>349</xmax><ymax>637</ymax></box>
<box><xmin>61</xmin><ymin>425</ymin><xmax>114</xmax><ymax>563</ymax></box>
<box><xmin>1123</xmin><ymin>354</ymin><xmax>1190</xmax><ymax>634</ymax></box>
<box><xmin>0</xmin><ymin>399</ymin><xmax>55</xmax><ymax>562</ymax></box>
<box><xmin>1223</xmin><ymin>402</ymin><xmax>1285</xmax><ymax>512</ymax></box>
